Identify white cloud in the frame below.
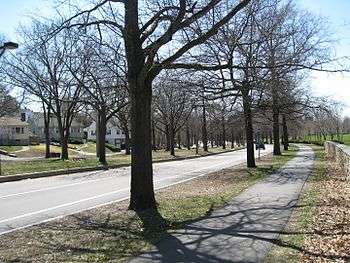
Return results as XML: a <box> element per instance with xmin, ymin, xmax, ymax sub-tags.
<box><xmin>309</xmin><ymin>71</ymin><xmax>350</xmax><ymax>117</ymax></box>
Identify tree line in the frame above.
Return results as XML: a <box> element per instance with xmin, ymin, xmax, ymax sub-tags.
<box><xmin>0</xmin><ymin>0</ymin><xmax>345</xmax><ymax>211</ymax></box>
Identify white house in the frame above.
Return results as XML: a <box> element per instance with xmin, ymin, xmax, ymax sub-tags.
<box><xmin>85</xmin><ymin>118</ymin><xmax>126</xmax><ymax>148</ymax></box>
<box><xmin>21</xmin><ymin>110</ymin><xmax>86</xmax><ymax>143</ymax></box>
<box><xmin>0</xmin><ymin>117</ymin><xmax>31</xmax><ymax>145</ymax></box>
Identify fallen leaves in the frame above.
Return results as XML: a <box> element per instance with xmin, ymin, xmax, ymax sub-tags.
<box><xmin>302</xmin><ymin>161</ymin><xmax>350</xmax><ymax>263</ymax></box>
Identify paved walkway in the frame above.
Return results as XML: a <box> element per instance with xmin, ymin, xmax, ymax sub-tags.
<box><xmin>131</xmin><ymin>145</ymin><xmax>314</xmax><ymax>263</ymax></box>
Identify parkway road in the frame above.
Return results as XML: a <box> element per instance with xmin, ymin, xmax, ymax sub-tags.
<box><xmin>0</xmin><ymin>146</ymin><xmax>272</xmax><ymax>236</ymax></box>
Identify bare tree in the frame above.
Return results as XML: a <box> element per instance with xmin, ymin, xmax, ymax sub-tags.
<box><xmin>0</xmin><ymin>85</ymin><xmax>19</xmax><ymax>118</ymax></box>
<box><xmin>5</xmin><ymin>23</ymin><xmax>85</xmax><ymax>159</ymax></box>
<box><xmin>54</xmin><ymin>0</ymin><xmax>251</xmax><ymax>210</ymax></box>
<box><xmin>153</xmin><ymin>74</ymin><xmax>194</xmax><ymax>156</ymax></box>
<box><xmin>67</xmin><ymin>35</ymin><xmax>128</xmax><ymax>164</ymax></box>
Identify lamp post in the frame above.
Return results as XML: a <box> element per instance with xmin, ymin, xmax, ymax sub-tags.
<box><xmin>0</xmin><ymin>41</ymin><xmax>19</xmax><ymax>58</ymax></box>
<box><xmin>0</xmin><ymin>41</ymin><xmax>18</xmax><ymax>175</ymax></box>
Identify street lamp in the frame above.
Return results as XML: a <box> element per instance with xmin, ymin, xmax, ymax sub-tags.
<box><xmin>0</xmin><ymin>41</ymin><xmax>18</xmax><ymax>175</ymax></box>
<box><xmin>0</xmin><ymin>41</ymin><xmax>19</xmax><ymax>58</ymax></box>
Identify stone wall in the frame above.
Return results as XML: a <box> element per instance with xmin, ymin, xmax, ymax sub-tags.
<box><xmin>324</xmin><ymin>141</ymin><xmax>350</xmax><ymax>181</ymax></box>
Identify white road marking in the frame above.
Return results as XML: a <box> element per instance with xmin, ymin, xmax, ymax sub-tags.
<box><xmin>0</xmin><ymin>158</ymin><xmax>234</xmax><ymax>200</ymax></box>
<box><xmin>0</xmin><ymin>161</ymin><xmax>235</xmax><ymax>236</ymax></box>
<box><xmin>0</xmin><ymin>176</ymin><xmax>115</xmax><ymax>200</ymax></box>
<box><xmin>0</xmin><ymin>160</ymin><xmax>232</xmax><ymax>223</ymax></box>
<box><xmin>0</xmin><ymin>149</ymin><xmax>271</xmax><ymax>236</ymax></box>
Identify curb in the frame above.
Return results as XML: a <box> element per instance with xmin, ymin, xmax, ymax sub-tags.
<box><xmin>0</xmin><ymin>148</ymin><xmax>244</xmax><ymax>184</ymax></box>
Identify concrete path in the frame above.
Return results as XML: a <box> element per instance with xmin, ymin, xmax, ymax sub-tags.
<box><xmin>130</xmin><ymin>145</ymin><xmax>314</xmax><ymax>263</ymax></box>
<box><xmin>0</xmin><ymin>146</ymin><xmax>272</xmax><ymax>236</ymax></box>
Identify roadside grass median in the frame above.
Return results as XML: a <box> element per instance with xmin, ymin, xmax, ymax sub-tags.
<box><xmin>0</xmin><ymin>146</ymin><xmax>242</xmax><ymax>177</ymax></box>
<box><xmin>0</xmin><ymin>146</ymin><xmax>297</xmax><ymax>263</ymax></box>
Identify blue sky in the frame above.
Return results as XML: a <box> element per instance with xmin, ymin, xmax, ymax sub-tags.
<box><xmin>1</xmin><ymin>0</ymin><xmax>350</xmax><ymax>116</ymax></box>
<box><xmin>296</xmin><ymin>0</ymin><xmax>350</xmax><ymax>116</ymax></box>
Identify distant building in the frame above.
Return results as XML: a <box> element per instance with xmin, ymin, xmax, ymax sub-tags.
<box><xmin>85</xmin><ymin>118</ymin><xmax>126</xmax><ymax>148</ymax></box>
<box><xmin>22</xmin><ymin>110</ymin><xmax>85</xmax><ymax>144</ymax></box>
<box><xmin>0</xmin><ymin>117</ymin><xmax>30</xmax><ymax>145</ymax></box>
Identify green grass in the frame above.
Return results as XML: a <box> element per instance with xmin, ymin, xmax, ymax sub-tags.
<box><xmin>296</xmin><ymin>133</ymin><xmax>350</xmax><ymax>146</ymax></box>
<box><xmin>265</xmin><ymin>145</ymin><xmax>326</xmax><ymax>262</ymax></box>
<box><xmin>75</xmin><ymin>142</ymin><xmax>113</xmax><ymax>154</ymax></box>
<box><xmin>0</xmin><ymin>146</ymin><xmax>23</xmax><ymax>153</ymax></box>
<box><xmin>13</xmin><ymin>144</ymin><xmax>76</xmax><ymax>158</ymax></box>
<box><xmin>1</xmin><ymin>158</ymin><xmax>102</xmax><ymax>175</ymax></box>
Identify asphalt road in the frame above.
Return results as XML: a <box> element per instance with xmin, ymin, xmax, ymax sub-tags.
<box><xmin>0</xmin><ymin>146</ymin><xmax>272</xmax><ymax>236</ymax></box>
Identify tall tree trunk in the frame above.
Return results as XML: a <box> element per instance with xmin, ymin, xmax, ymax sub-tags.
<box><xmin>202</xmin><ymin>99</ymin><xmax>208</xmax><ymax>152</ymax></box>
<box><xmin>186</xmin><ymin>123</ymin><xmax>191</xmax><ymax>150</ymax></box>
<box><xmin>165</xmin><ymin>124</ymin><xmax>170</xmax><ymax>151</ymax></box>
<box><xmin>128</xmin><ymin>78</ymin><xmax>156</xmax><ymax>210</ymax></box>
<box><xmin>98</xmin><ymin>107</ymin><xmax>107</xmax><ymax>165</ymax></box>
<box><xmin>282</xmin><ymin>114</ymin><xmax>289</xmax><ymax>151</ymax></box>
<box><xmin>152</xmin><ymin>120</ymin><xmax>157</xmax><ymax>151</ymax></box>
<box><xmin>124</xmin><ymin>0</ymin><xmax>158</xmax><ymax>210</ymax></box>
<box><xmin>61</xmin><ymin>134</ymin><xmax>69</xmax><ymax>160</ymax></box>
<box><xmin>222</xmin><ymin>115</ymin><xmax>226</xmax><ymax>149</ymax></box>
<box><xmin>57</xmin><ymin>117</ymin><xmax>69</xmax><ymax>160</ymax></box>
<box><xmin>231</xmin><ymin>128</ymin><xmax>234</xmax><ymax>149</ymax></box>
<box><xmin>242</xmin><ymin>88</ymin><xmax>255</xmax><ymax>168</ymax></box>
<box><xmin>170</xmin><ymin>126</ymin><xmax>175</xmax><ymax>156</ymax></box>
<box><xmin>125</xmin><ymin>128</ymin><xmax>131</xmax><ymax>155</ymax></box>
<box><xmin>44</xmin><ymin>123</ymin><xmax>51</xmax><ymax>158</ymax></box>
<box><xmin>269</xmin><ymin>131</ymin><xmax>273</xmax><ymax>144</ymax></box>
<box><xmin>43</xmin><ymin>106</ymin><xmax>51</xmax><ymax>158</ymax></box>
<box><xmin>272</xmin><ymin>106</ymin><xmax>281</xmax><ymax>155</ymax></box>
<box><xmin>177</xmin><ymin>132</ymin><xmax>182</xmax><ymax>149</ymax></box>
<box><xmin>96</xmin><ymin>112</ymin><xmax>101</xmax><ymax>158</ymax></box>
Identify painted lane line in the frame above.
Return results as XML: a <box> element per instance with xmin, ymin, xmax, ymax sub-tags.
<box><xmin>0</xmin><ymin>156</ymin><xmax>241</xmax><ymax>200</ymax></box>
<box><xmin>0</xmin><ymin>176</ymin><xmax>121</xmax><ymax>200</ymax></box>
<box><xmin>0</xmin><ymin>188</ymin><xmax>130</xmax><ymax>224</ymax></box>
<box><xmin>0</xmin><ymin>148</ymin><xmax>273</xmax><ymax>235</ymax></box>
<box><xmin>0</xmin><ymin>160</ymin><xmax>232</xmax><ymax>224</ymax></box>
<box><xmin>0</xmin><ymin>148</ymin><xmax>271</xmax><ymax>200</ymax></box>
<box><xmin>0</xmin><ymin>160</ymin><xmax>243</xmax><ymax>235</ymax></box>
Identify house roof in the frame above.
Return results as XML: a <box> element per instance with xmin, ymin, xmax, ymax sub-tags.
<box><xmin>0</xmin><ymin>117</ymin><xmax>28</xmax><ymax>127</ymax></box>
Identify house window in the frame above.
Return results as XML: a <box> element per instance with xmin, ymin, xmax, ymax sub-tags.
<box><xmin>21</xmin><ymin>113</ymin><xmax>26</xmax><ymax>122</ymax></box>
<box><xmin>15</xmin><ymin>127</ymin><xmax>21</xmax><ymax>134</ymax></box>
<box><xmin>21</xmin><ymin>128</ymin><xmax>24</xmax><ymax>134</ymax></box>
<box><xmin>116</xmin><ymin>130</ymin><xmax>120</xmax><ymax>135</ymax></box>
<box><xmin>91</xmin><ymin>130</ymin><xmax>95</xmax><ymax>136</ymax></box>
<box><xmin>107</xmin><ymin>130</ymin><xmax>111</xmax><ymax>135</ymax></box>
